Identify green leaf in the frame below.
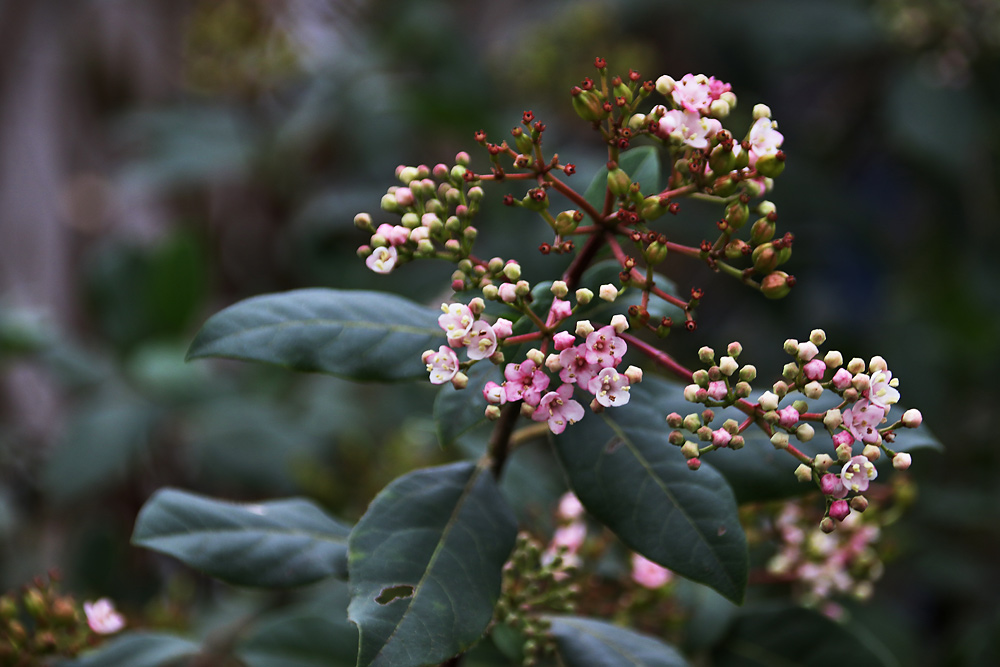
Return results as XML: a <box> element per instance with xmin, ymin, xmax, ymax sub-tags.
<box><xmin>132</xmin><ymin>488</ymin><xmax>351</xmax><ymax>588</ymax></box>
<box><xmin>69</xmin><ymin>632</ymin><xmax>200</xmax><ymax>667</ymax></box>
<box><xmin>187</xmin><ymin>289</ymin><xmax>442</xmax><ymax>382</ymax></box>
<box><xmin>547</xmin><ymin>616</ymin><xmax>688</xmax><ymax>666</ymax></box>
<box><xmin>651</xmin><ymin>384</ymin><xmax>943</xmax><ymax>503</ymax></box>
<box><xmin>712</xmin><ymin>603</ymin><xmax>893</xmax><ymax>666</ymax></box>
<box><xmin>554</xmin><ymin>376</ymin><xmax>747</xmax><ymax>603</ymax></box>
<box><xmin>348</xmin><ymin>461</ymin><xmax>518</xmax><ymax>667</ymax></box>
<box><xmin>583</xmin><ymin>146</ymin><xmax>661</xmax><ymax>213</ymax></box>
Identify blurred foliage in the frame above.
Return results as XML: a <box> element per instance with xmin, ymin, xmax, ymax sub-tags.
<box><xmin>0</xmin><ymin>0</ymin><xmax>998</xmax><ymax>663</ymax></box>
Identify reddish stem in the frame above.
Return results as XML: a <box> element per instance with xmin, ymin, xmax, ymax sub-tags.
<box><xmin>547</xmin><ymin>174</ymin><xmax>605</xmax><ymax>225</ymax></box>
<box><xmin>664</xmin><ymin>242</ymin><xmax>701</xmax><ymax>259</ymax></box>
<box><xmin>503</xmin><ymin>331</ymin><xmax>544</xmax><ymax>346</ymax></box>
<box><xmin>561</xmin><ymin>232</ymin><xmax>606</xmax><ymax>289</ymax></box>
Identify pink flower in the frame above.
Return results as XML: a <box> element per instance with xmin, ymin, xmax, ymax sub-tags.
<box><xmin>658</xmin><ymin>109</ymin><xmax>714</xmax><ymax>149</ymax></box>
<box><xmin>492</xmin><ymin>318</ymin><xmax>513</xmax><ymax>339</ymax></box>
<box><xmin>707</xmin><ymin>381</ymin><xmax>728</xmax><ymax>401</ymax></box>
<box><xmin>584</xmin><ymin>326</ymin><xmax>626</xmax><ymax>367</ymax></box>
<box><xmin>465</xmin><ymin>320</ymin><xmax>498</xmax><ymax>360</ymax></box>
<box><xmin>749</xmin><ymin>117</ymin><xmax>783</xmax><ymax>167</ymax></box>
<box><xmin>557</xmin><ymin>492</ymin><xmax>584</xmax><ymax>520</ymax></box>
<box><xmin>588</xmin><ymin>368</ymin><xmax>631</xmax><ymax>407</ymax></box>
<box><xmin>483</xmin><ymin>381</ymin><xmax>506</xmax><ymax>405</ymax></box>
<box><xmin>532</xmin><ymin>384</ymin><xmax>586</xmax><ymax>434</ymax></box>
<box><xmin>832</xmin><ymin>430</ymin><xmax>855</xmax><ymax>448</ymax></box>
<box><xmin>841</xmin><ymin>455</ymin><xmax>877</xmax><ymax>493</ymax></box>
<box><xmin>803</xmin><ymin>358</ymin><xmax>827</xmax><ymax>381</ymax></box>
<box><xmin>552</xmin><ymin>521</ymin><xmax>587</xmax><ymax>553</ymax></box>
<box><xmin>423</xmin><ymin>346</ymin><xmax>459</xmax><ymax>385</ymax></box>
<box><xmin>842</xmin><ymin>399</ymin><xmax>885</xmax><ymax>444</ymax></box>
<box><xmin>365</xmin><ymin>246</ymin><xmax>397</xmax><ymax>274</ymax></box>
<box><xmin>820</xmin><ymin>473</ymin><xmax>848</xmax><ymax>498</ymax></box>
<box><xmin>671</xmin><ymin>74</ymin><xmax>712</xmax><ymax>112</ymax></box>
<box><xmin>777</xmin><ymin>405</ymin><xmax>800</xmax><ymax>429</ymax></box>
<box><xmin>553</xmin><ymin>331</ymin><xmax>576</xmax><ymax>351</ymax></box>
<box><xmin>867</xmin><ymin>368</ymin><xmax>900</xmax><ymax>411</ymax></box>
<box><xmin>375</xmin><ymin>223</ymin><xmax>410</xmax><ymax>247</ymax></box>
<box><xmin>631</xmin><ymin>553</ymin><xmax>672</xmax><ymax>589</ymax></box>
<box><xmin>559</xmin><ymin>345</ymin><xmax>600</xmax><ymax>389</ymax></box>
<box><xmin>707</xmin><ymin>76</ymin><xmax>731</xmax><ymax>100</ymax></box>
<box><xmin>84</xmin><ymin>598</ymin><xmax>125</xmax><ymax>635</ymax></box>
<box><xmin>438</xmin><ymin>303</ymin><xmax>474</xmax><ymax>344</ymax></box>
<box><xmin>504</xmin><ymin>360</ymin><xmax>550</xmax><ymax>405</ymax></box>
<box><xmin>545</xmin><ymin>298</ymin><xmax>573</xmax><ymax>328</ymax></box>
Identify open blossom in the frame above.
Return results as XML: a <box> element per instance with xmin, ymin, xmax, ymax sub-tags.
<box><xmin>423</xmin><ymin>346</ymin><xmax>459</xmax><ymax>385</ymax></box>
<box><xmin>867</xmin><ymin>368</ymin><xmax>900</xmax><ymax>410</ymax></box>
<box><xmin>658</xmin><ymin>109</ymin><xmax>718</xmax><ymax>149</ymax></box>
<box><xmin>483</xmin><ymin>381</ymin><xmax>506</xmax><ymax>405</ymax></box>
<box><xmin>84</xmin><ymin>598</ymin><xmax>125</xmax><ymax>635</ymax></box>
<box><xmin>504</xmin><ymin>359</ymin><xmax>550</xmax><ymax>405</ymax></box>
<box><xmin>584</xmin><ymin>326</ymin><xmax>626</xmax><ymax>367</ymax></box>
<box><xmin>748</xmin><ymin>116</ymin><xmax>783</xmax><ymax>166</ymax></box>
<box><xmin>532</xmin><ymin>384</ymin><xmax>586</xmax><ymax>434</ymax></box>
<box><xmin>842</xmin><ymin>399</ymin><xmax>885</xmax><ymax>444</ymax></box>
<box><xmin>438</xmin><ymin>303</ymin><xmax>474</xmax><ymax>344</ymax></box>
<box><xmin>559</xmin><ymin>345</ymin><xmax>600</xmax><ymax>389</ymax></box>
<box><xmin>365</xmin><ymin>246</ymin><xmax>397</xmax><ymax>274</ymax></box>
<box><xmin>589</xmin><ymin>367</ymin><xmax>631</xmax><ymax>407</ymax></box>
<box><xmin>464</xmin><ymin>320</ymin><xmax>498</xmax><ymax>360</ymax></box>
<box><xmin>841</xmin><ymin>455</ymin><xmax>877</xmax><ymax>493</ymax></box>
<box><xmin>631</xmin><ymin>553</ymin><xmax>673</xmax><ymax>589</ymax></box>
<box><xmin>671</xmin><ymin>73</ymin><xmax>712</xmax><ymax>112</ymax></box>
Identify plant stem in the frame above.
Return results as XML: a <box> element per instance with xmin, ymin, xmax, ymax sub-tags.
<box><xmin>621</xmin><ymin>333</ymin><xmax>693</xmax><ymax>382</ymax></box>
<box><xmin>488</xmin><ymin>402</ymin><xmax>521</xmax><ymax>477</ymax></box>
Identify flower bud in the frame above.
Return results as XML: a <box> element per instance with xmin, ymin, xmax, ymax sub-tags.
<box><xmin>599</xmin><ymin>284</ymin><xmax>618</xmax><ymax>302</ymax></box>
<box><xmin>797</xmin><ymin>341</ymin><xmax>819</xmax><ymax>361</ymax></box>
<box><xmin>829</xmin><ymin>499</ymin><xmax>850</xmax><ymax>522</ymax></box>
<box><xmin>893</xmin><ymin>452</ymin><xmax>912</xmax><ymax>470</ymax></box>
<box><xmin>772</xmin><ymin>380</ymin><xmax>789</xmax><ymax>397</ymax></box>
<box><xmin>753</xmin><ymin>103</ymin><xmax>771</xmax><ymax>120</ymax></box>
<box><xmin>482</xmin><ymin>284</ymin><xmax>499</xmax><ymax>300</ymax></box>
<box><xmin>796</xmin><ymin>424</ymin><xmax>815</xmax><ymax>442</ymax></box>
<box><xmin>824</xmin><ymin>350</ymin><xmax>843</xmax><ymax>368</ymax></box>
<box><xmin>820</xmin><ymin>517</ymin><xmax>836</xmax><ymax>534</ymax></box>
<box><xmin>545</xmin><ymin>353</ymin><xmax>562</xmax><ymax>372</ymax></box>
<box><xmin>823</xmin><ymin>409</ymin><xmax>843</xmax><ymax>430</ymax></box>
<box><xmin>680</xmin><ymin>441</ymin><xmax>700</xmax><ymax>459</ymax></box>
<box><xmin>803</xmin><ymin>381</ymin><xmax>823</xmax><ymax>399</ymax></box>
<box><xmin>607</xmin><ymin>168</ymin><xmax>631</xmax><ymax>197</ymax></box>
<box><xmin>814</xmin><ymin>453</ymin><xmax>834</xmax><ymax>472</ymax></box>
<box><xmin>750</xmin><ymin>216</ymin><xmax>776</xmax><ymax>245</ymax></box>
<box><xmin>655</xmin><ymin>75</ymin><xmax>675</xmax><ymax>95</ymax></box>
<box><xmin>709</xmin><ymin>143</ymin><xmax>736</xmax><ymax>174</ymax></box>
<box><xmin>526</xmin><ymin>348</ymin><xmax>545</xmax><ymax>365</ymax></box>
<box><xmin>852</xmin><ymin>373</ymin><xmax>870</xmax><ymax>393</ymax></box>
<box><xmin>794</xmin><ymin>464</ymin><xmax>813</xmax><ymax>482</ymax></box>
<box><xmin>498</xmin><ymin>283</ymin><xmax>518</xmax><ymax>303</ymax></box>
<box><xmin>687</xmin><ymin>458</ymin><xmax>702</xmax><ymax>471</ymax></box>
<box><xmin>770</xmin><ymin>432</ymin><xmax>789</xmax><ymax>449</ymax></box>
<box><xmin>485</xmin><ymin>405</ymin><xmax>501</xmax><ymax>421</ymax></box>
<box><xmin>738</xmin><ymin>365</ymin><xmax>756</xmax><ymax>383</ymax></box>
<box><xmin>624</xmin><ymin>366</ymin><xmax>643</xmax><ymax>384</ymax></box>
<box><xmin>696</xmin><ymin>426</ymin><xmax>713</xmax><ymax>442</ymax></box>
<box><xmin>759</xmin><ymin>391</ymin><xmax>779</xmax><ymax>412</ymax></box>
<box><xmin>575</xmin><ymin>288</ymin><xmax>594</xmax><ymax>305</ymax></box>
<box><xmin>850</xmin><ymin>496</ymin><xmax>869</xmax><ymax>512</ymax></box>
<box><xmin>847</xmin><ymin>357</ymin><xmax>865</xmax><ymax>374</ymax></box>
<box><xmin>451</xmin><ymin>372</ymin><xmax>468</xmax><ymax>390</ymax></box>
<box><xmin>641</xmin><ymin>196</ymin><xmax>667</xmax><ymax>220</ymax></box>
<box><xmin>730</xmin><ymin>434</ymin><xmax>745</xmax><ymax>449</ymax></box>
<box><xmin>902</xmin><ymin>409</ymin><xmax>922</xmax><ymax>428</ymax></box>
<box><xmin>450</xmin><ymin>165</ymin><xmax>467</xmax><ymax>182</ymax></box>
<box><xmin>682</xmin><ymin>413</ymin><xmax>701</xmax><ymax>431</ymax></box>
<box><xmin>709</xmin><ymin>99</ymin><xmax>730</xmax><ymax>118</ymax></box>
<box><xmin>761</xmin><ymin>271</ymin><xmax>792</xmax><ymax>299</ymax></box>
<box><xmin>515</xmin><ymin>280</ymin><xmax>530</xmax><ymax>296</ymax></box>
<box><xmin>575</xmin><ymin>320</ymin><xmax>594</xmax><ymax>337</ymax></box>
<box><xmin>725</xmin><ymin>200</ymin><xmax>749</xmax><ymax>229</ymax></box>
<box><xmin>692</xmin><ymin>369</ymin><xmax>709</xmax><ymax>387</ymax></box>
<box><xmin>698</xmin><ymin>346</ymin><xmax>715</xmax><ymax>364</ymax></box>
<box><xmin>862</xmin><ymin>444</ymin><xmax>881</xmax><ymax>462</ymax></box>
<box><xmin>572</xmin><ymin>89</ymin><xmax>607</xmax><ymax>122</ymax></box>
<box><xmin>554</xmin><ymin>211</ymin><xmax>579</xmax><ymax>235</ymax></box>
<box><xmin>551</xmin><ymin>281</ymin><xmax>569</xmax><ymax>298</ymax></box>
<box><xmin>503</xmin><ymin>262</ymin><xmax>522</xmax><ymax>281</ymax></box>
<box><xmin>610</xmin><ymin>314</ymin><xmax>629</xmax><ymax>333</ymax></box>
<box><xmin>683</xmin><ymin>384</ymin><xmax>699</xmax><ymax>402</ymax></box>
<box><xmin>755</xmin><ymin>153</ymin><xmax>785</xmax><ymax>178</ymax></box>
<box><xmin>869</xmin><ymin>355</ymin><xmax>888</xmax><ymax>373</ymax></box>
<box><xmin>719</xmin><ymin>356</ymin><xmax>738</xmax><ymax>376</ymax></box>
<box><xmin>666</xmin><ymin>412</ymin><xmax>683</xmax><ymax>427</ymax></box>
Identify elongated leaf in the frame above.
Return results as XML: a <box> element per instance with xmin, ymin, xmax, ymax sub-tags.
<box><xmin>187</xmin><ymin>289</ymin><xmax>442</xmax><ymax>381</ymax></box>
<box><xmin>712</xmin><ymin>604</ymin><xmax>893</xmax><ymax>666</ymax></box>
<box><xmin>584</xmin><ymin>146</ymin><xmax>661</xmax><ymax>213</ymax></box>
<box><xmin>554</xmin><ymin>377</ymin><xmax>747</xmax><ymax>602</ymax></box>
<box><xmin>547</xmin><ymin>616</ymin><xmax>688</xmax><ymax>666</ymax></box>
<box><xmin>651</xmin><ymin>383</ymin><xmax>943</xmax><ymax>503</ymax></box>
<box><xmin>348</xmin><ymin>461</ymin><xmax>518</xmax><ymax>667</ymax></box>
<box><xmin>70</xmin><ymin>632</ymin><xmax>200</xmax><ymax>667</ymax></box>
<box><xmin>132</xmin><ymin>488</ymin><xmax>351</xmax><ymax>588</ymax></box>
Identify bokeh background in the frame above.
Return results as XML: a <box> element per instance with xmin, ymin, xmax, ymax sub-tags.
<box><xmin>0</xmin><ymin>0</ymin><xmax>998</xmax><ymax>663</ymax></box>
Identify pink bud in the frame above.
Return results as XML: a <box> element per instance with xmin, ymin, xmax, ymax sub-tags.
<box><xmin>829</xmin><ymin>499</ymin><xmax>850</xmax><ymax>522</ymax></box>
<box><xmin>492</xmin><ymin>318</ymin><xmax>513</xmax><ymax>339</ymax></box>
<box><xmin>395</xmin><ymin>187</ymin><xmax>415</xmax><ymax>207</ymax></box>
<box><xmin>553</xmin><ymin>332</ymin><xmax>576</xmax><ymax>351</ymax></box>
<box><xmin>832</xmin><ymin>430</ymin><xmax>854</xmax><ymax>448</ymax></box>
<box><xmin>831</xmin><ymin>368</ymin><xmax>852</xmax><ymax>389</ymax></box>
<box><xmin>803</xmin><ymin>358</ymin><xmax>827</xmax><ymax>381</ymax></box>
<box><xmin>686</xmin><ymin>458</ymin><xmax>701</xmax><ymax>470</ymax></box>
<box><xmin>498</xmin><ymin>283</ymin><xmax>518</xmax><ymax>303</ymax></box>
<box><xmin>820</xmin><ymin>473</ymin><xmax>847</xmax><ymax>498</ymax></box>
<box><xmin>777</xmin><ymin>405</ymin><xmax>800</xmax><ymax>428</ymax></box>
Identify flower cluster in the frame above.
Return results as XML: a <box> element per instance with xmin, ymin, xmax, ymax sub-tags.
<box><xmin>681</xmin><ymin>329</ymin><xmax>922</xmax><ymax>529</ymax></box>
<box><xmin>422</xmin><ymin>298</ymin><xmax>512</xmax><ymax>388</ymax></box>
<box><xmin>766</xmin><ymin>502</ymin><xmax>883</xmax><ymax>608</ymax></box>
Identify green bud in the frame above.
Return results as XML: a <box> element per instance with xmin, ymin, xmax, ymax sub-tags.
<box><xmin>646</xmin><ymin>241</ymin><xmax>668</xmax><ymax>265</ymax></box>
<box><xmin>761</xmin><ymin>271</ymin><xmax>792</xmax><ymax>299</ymax></box>
<box><xmin>380</xmin><ymin>193</ymin><xmax>400</xmax><ymax>213</ymax></box>
<box><xmin>607</xmin><ymin>168</ymin><xmax>631</xmax><ymax>198</ymax></box>
<box><xmin>514</xmin><ymin>132</ymin><xmax>534</xmax><ymax>156</ymax></box>
<box><xmin>725</xmin><ymin>200</ymin><xmax>749</xmax><ymax>229</ymax></box>
<box><xmin>712</xmin><ymin>175</ymin><xmax>738</xmax><ymax>197</ymax></box>
<box><xmin>554</xmin><ymin>211</ymin><xmax>578</xmax><ymax>235</ymax></box>
<box><xmin>571</xmin><ymin>89</ymin><xmax>606</xmax><ymax>122</ymax></box>
<box><xmin>750</xmin><ymin>216</ymin><xmax>776</xmax><ymax>244</ymax></box>
<box><xmin>752</xmin><ymin>243</ymin><xmax>779</xmax><ymax>273</ymax></box>
<box><xmin>709</xmin><ymin>144</ymin><xmax>736</xmax><ymax>174</ymax></box>
<box><xmin>641</xmin><ymin>196</ymin><xmax>667</xmax><ymax>220</ymax></box>
<box><xmin>755</xmin><ymin>152</ymin><xmax>785</xmax><ymax>178</ymax></box>
<box><xmin>613</xmin><ymin>80</ymin><xmax>633</xmax><ymax>105</ymax></box>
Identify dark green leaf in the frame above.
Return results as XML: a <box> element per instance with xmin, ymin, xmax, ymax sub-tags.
<box><xmin>187</xmin><ymin>289</ymin><xmax>442</xmax><ymax>382</ymax></box>
<box><xmin>584</xmin><ymin>146</ymin><xmax>661</xmax><ymax>213</ymax></box>
<box><xmin>554</xmin><ymin>376</ymin><xmax>747</xmax><ymax>602</ymax></box>
<box><xmin>69</xmin><ymin>632</ymin><xmax>200</xmax><ymax>667</ymax></box>
<box><xmin>547</xmin><ymin>616</ymin><xmax>688</xmax><ymax>666</ymax></box>
<box><xmin>348</xmin><ymin>461</ymin><xmax>518</xmax><ymax>667</ymax></box>
<box><xmin>132</xmin><ymin>488</ymin><xmax>350</xmax><ymax>588</ymax></box>
<box><xmin>434</xmin><ymin>361</ymin><xmax>501</xmax><ymax>447</ymax></box>
<box><xmin>712</xmin><ymin>603</ymin><xmax>893</xmax><ymax>666</ymax></box>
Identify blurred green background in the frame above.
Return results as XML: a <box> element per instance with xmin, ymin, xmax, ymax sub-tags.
<box><xmin>0</xmin><ymin>0</ymin><xmax>997</xmax><ymax>663</ymax></box>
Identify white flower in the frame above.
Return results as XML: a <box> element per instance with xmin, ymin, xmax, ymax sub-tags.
<box><xmin>365</xmin><ymin>246</ymin><xmax>398</xmax><ymax>274</ymax></box>
<box><xmin>84</xmin><ymin>598</ymin><xmax>125</xmax><ymax>635</ymax></box>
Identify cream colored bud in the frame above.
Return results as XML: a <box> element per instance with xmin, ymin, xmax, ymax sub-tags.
<box><xmin>814</xmin><ymin>453</ymin><xmax>834</xmax><ymax>472</ymax></box>
<box><xmin>680</xmin><ymin>441</ymin><xmax>700</xmax><ymax>459</ymax></box>
<box><xmin>599</xmin><ymin>284</ymin><xmax>618</xmax><ymax>302</ymax></box>
<box><xmin>720</xmin><ymin>91</ymin><xmax>737</xmax><ymax>109</ymax></box>
<box><xmin>869</xmin><ymin>355</ymin><xmax>888</xmax><ymax>373</ymax></box>
<box><xmin>757</xmin><ymin>200</ymin><xmax>776</xmax><ymax>216</ymax></box>
<box><xmin>783</xmin><ymin>339</ymin><xmax>799</xmax><ymax>356</ymax></box>
<box><xmin>847</xmin><ymin>357</ymin><xmax>865</xmax><ymax>374</ymax></box>
<box><xmin>794</xmin><ymin>464</ymin><xmax>813</xmax><ymax>482</ymax></box>
<box><xmin>804</xmin><ymin>381</ymin><xmax>824</xmax><ymax>399</ymax></box>
<box><xmin>902</xmin><ymin>409</ymin><xmax>923</xmax><ymax>428</ymax></box>
<box><xmin>551</xmin><ymin>281</ymin><xmax>568</xmax><ymax>298</ymax></box>
<box><xmin>892</xmin><ymin>452</ymin><xmax>912</xmax><ymax>470</ymax></box>
<box><xmin>863</xmin><ymin>444</ymin><xmax>881</xmax><ymax>462</ymax></box>
<box><xmin>503</xmin><ymin>262</ymin><xmax>521</xmax><ymax>281</ymax></box>
<box><xmin>798</xmin><ymin>341</ymin><xmax>819</xmax><ymax>361</ymax></box>
<box><xmin>482</xmin><ymin>284</ymin><xmax>499</xmax><ymax>300</ymax></box>
<box><xmin>610</xmin><ymin>314</ymin><xmax>629</xmax><ymax>334</ymax></box>
<box><xmin>545</xmin><ymin>354</ymin><xmax>562</xmax><ymax>372</ymax></box>
<box><xmin>575</xmin><ymin>320</ymin><xmax>594</xmax><ymax>337</ymax></box>
<box><xmin>628</xmin><ymin>114</ymin><xmax>646</xmax><ymax>130</ymax></box>
<box><xmin>451</xmin><ymin>372</ymin><xmax>468</xmax><ymax>390</ymax></box>
<box><xmin>823</xmin><ymin>409</ymin><xmax>843</xmax><ymax>430</ymax></box>
<box><xmin>759</xmin><ymin>391</ymin><xmax>780</xmax><ymax>412</ymax></box>
<box><xmin>809</xmin><ymin>329</ymin><xmax>827</xmax><ymax>346</ymax></box>
<box><xmin>624</xmin><ymin>366</ymin><xmax>643</xmax><ymax>384</ymax></box>
<box><xmin>824</xmin><ymin>350</ymin><xmax>843</xmax><ymax>368</ymax></box>
<box><xmin>719</xmin><ymin>356</ymin><xmax>738</xmax><ymax>376</ymax></box>
<box><xmin>655</xmin><ymin>75</ymin><xmax>676</xmax><ymax>95</ymax></box>
<box><xmin>709</xmin><ymin>99</ymin><xmax>730</xmax><ymax>118</ymax></box>
<box><xmin>796</xmin><ymin>424</ymin><xmax>815</xmax><ymax>442</ymax></box>
<box><xmin>753</xmin><ymin>103</ymin><xmax>772</xmax><ymax>120</ymax></box>
<box><xmin>770</xmin><ymin>432</ymin><xmax>789</xmax><ymax>449</ymax></box>
<box><xmin>575</xmin><ymin>288</ymin><xmax>593</xmax><ymax>305</ymax></box>
<box><xmin>468</xmin><ymin>297</ymin><xmax>485</xmax><ymax>315</ymax></box>
<box><xmin>683</xmin><ymin>385</ymin><xmax>700</xmax><ymax>402</ymax></box>
<box><xmin>526</xmin><ymin>348</ymin><xmax>545</xmax><ymax>365</ymax></box>
<box><xmin>520</xmin><ymin>402</ymin><xmax>536</xmax><ymax>417</ymax></box>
